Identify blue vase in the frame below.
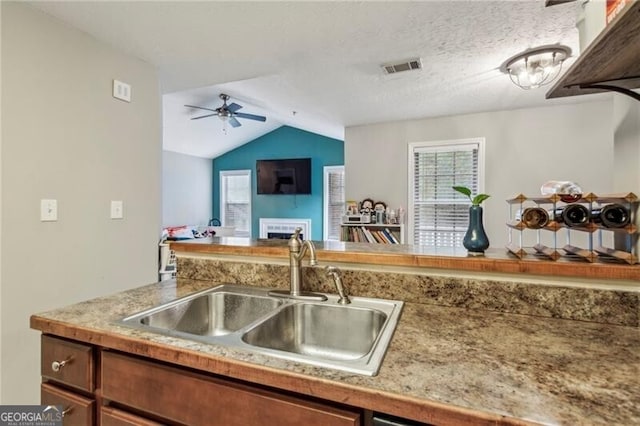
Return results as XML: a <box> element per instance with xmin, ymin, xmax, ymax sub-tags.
<box><xmin>463</xmin><ymin>205</ymin><xmax>490</xmax><ymax>255</ymax></box>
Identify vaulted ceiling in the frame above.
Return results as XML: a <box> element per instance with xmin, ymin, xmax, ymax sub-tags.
<box><xmin>29</xmin><ymin>1</ymin><xmax>600</xmax><ymax>159</ymax></box>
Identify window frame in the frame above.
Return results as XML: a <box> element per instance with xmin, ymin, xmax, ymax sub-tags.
<box><xmin>323</xmin><ymin>165</ymin><xmax>345</xmax><ymax>241</ymax></box>
<box><xmin>407</xmin><ymin>138</ymin><xmax>486</xmax><ymax>247</ymax></box>
<box><xmin>219</xmin><ymin>169</ymin><xmax>252</xmax><ymax>238</ymax></box>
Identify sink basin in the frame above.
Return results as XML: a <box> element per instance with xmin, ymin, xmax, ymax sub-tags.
<box><xmin>118</xmin><ymin>284</ymin><xmax>403</xmax><ymax>376</ymax></box>
<box><xmin>121</xmin><ymin>286</ymin><xmax>283</xmax><ymax>336</ymax></box>
<box><xmin>242</xmin><ymin>303</ymin><xmax>387</xmax><ymax>361</ymax></box>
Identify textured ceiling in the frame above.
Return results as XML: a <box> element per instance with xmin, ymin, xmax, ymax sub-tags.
<box><xmin>28</xmin><ymin>1</ymin><xmax>599</xmax><ymax>159</ymax></box>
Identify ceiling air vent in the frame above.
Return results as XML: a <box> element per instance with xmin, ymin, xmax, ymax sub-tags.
<box><xmin>381</xmin><ymin>58</ymin><xmax>423</xmax><ymax>74</ymax></box>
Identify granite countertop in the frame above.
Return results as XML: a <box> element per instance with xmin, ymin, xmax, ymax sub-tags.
<box><xmin>169</xmin><ymin>237</ymin><xmax>640</xmax><ymax>281</ymax></box>
<box><xmin>31</xmin><ymin>278</ymin><xmax>640</xmax><ymax>426</ymax></box>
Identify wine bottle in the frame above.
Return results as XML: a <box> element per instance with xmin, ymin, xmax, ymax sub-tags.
<box><xmin>592</xmin><ymin>204</ymin><xmax>630</xmax><ymax>228</ymax></box>
<box><xmin>517</xmin><ymin>207</ymin><xmax>549</xmax><ymax>229</ymax></box>
<box><xmin>551</xmin><ymin>204</ymin><xmax>590</xmax><ymax>227</ymax></box>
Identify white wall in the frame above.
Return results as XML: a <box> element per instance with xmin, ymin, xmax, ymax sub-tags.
<box><xmin>612</xmin><ymin>95</ymin><xmax>640</xmax><ymax>252</ymax></box>
<box><xmin>162</xmin><ymin>150</ymin><xmax>212</xmax><ymax>227</ymax></box>
<box><xmin>1</xmin><ymin>3</ymin><xmax>161</xmax><ymax>403</ymax></box>
<box><xmin>345</xmin><ymin>100</ymin><xmax>614</xmax><ymax>248</ymax></box>
<box><xmin>613</xmin><ymin>96</ymin><xmax>640</xmax><ymax>191</ymax></box>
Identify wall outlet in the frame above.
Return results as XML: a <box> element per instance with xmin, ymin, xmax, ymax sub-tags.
<box><xmin>40</xmin><ymin>199</ymin><xmax>58</xmax><ymax>222</ymax></box>
<box><xmin>112</xmin><ymin>80</ymin><xmax>131</xmax><ymax>102</ymax></box>
<box><xmin>110</xmin><ymin>200</ymin><xmax>124</xmax><ymax>219</ymax></box>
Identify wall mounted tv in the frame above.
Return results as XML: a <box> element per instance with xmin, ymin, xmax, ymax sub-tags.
<box><xmin>256</xmin><ymin>158</ymin><xmax>312</xmax><ymax>195</ymax></box>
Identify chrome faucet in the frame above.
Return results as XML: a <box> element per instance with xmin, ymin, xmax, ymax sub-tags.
<box><xmin>269</xmin><ymin>228</ymin><xmax>327</xmax><ymax>301</ymax></box>
<box><xmin>325</xmin><ymin>266</ymin><xmax>351</xmax><ymax>304</ymax></box>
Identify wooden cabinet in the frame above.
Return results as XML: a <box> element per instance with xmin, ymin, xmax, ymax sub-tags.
<box><xmin>41</xmin><ymin>335</ymin><xmax>96</xmax><ymax>426</ymax></box>
<box><xmin>100</xmin><ymin>407</ymin><xmax>163</xmax><ymax>426</ymax></box>
<box><xmin>39</xmin><ymin>334</ymin><xmax>362</xmax><ymax>426</ymax></box>
<box><xmin>101</xmin><ymin>351</ymin><xmax>361</xmax><ymax>426</ymax></box>
<box><xmin>41</xmin><ymin>383</ymin><xmax>94</xmax><ymax>426</ymax></box>
<box><xmin>41</xmin><ymin>335</ymin><xmax>95</xmax><ymax>393</ymax></box>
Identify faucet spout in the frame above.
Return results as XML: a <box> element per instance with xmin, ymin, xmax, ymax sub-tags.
<box><xmin>268</xmin><ymin>227</ymin><xmax>326</xmax><ymax>301</ymax></box>
<box><xmin>298</xmin><ymin>240</ymin><xmax>317</xmax><ymax>266</ymax></box>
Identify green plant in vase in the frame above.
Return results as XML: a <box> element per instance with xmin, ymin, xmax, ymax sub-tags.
<box><xmin>453</xmin><ymin>186</ymin><xmax>490</xmax><ymax>255</ymax></box>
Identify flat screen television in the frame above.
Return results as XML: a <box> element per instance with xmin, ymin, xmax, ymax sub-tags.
<box><xmin>256</xmin><ymin>158</ymin><xmax>311</xmax><ymax>195</ymax></box>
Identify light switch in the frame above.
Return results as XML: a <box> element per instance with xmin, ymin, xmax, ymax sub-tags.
<box><xmin>40</xmin><ymin>199</ymin><xmax>58</xmax><ymax>221</ymax></box>
<box><xmin>110</xmin><ymin>200</ymin><xmax>124</xmax><ymax>219</ymax></box>
<box><xmin>112</xmin><ymin>80</ymin><xmax>131</xmax><ymax>102</ymax></box>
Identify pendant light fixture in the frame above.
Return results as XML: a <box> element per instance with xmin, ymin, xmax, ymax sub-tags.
<box><xmin>500</xmin><ymin>45</ymin><xmax>572</xmax><ymax>90</ymax></box>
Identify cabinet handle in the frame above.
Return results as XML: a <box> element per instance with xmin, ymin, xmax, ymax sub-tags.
<box><xmin>62</xmin><ymin>406</ymin><xmax>73</xmax><ymax>417</ymax></box>
<box><xmin>51</xmin><ymin>356</ymin><xmax>73</xmax><ymax>372</ymax></box>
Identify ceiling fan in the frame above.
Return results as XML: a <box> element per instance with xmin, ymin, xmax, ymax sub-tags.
<box><xmin>185</xmin><ymin>93</ymin><xmax>267</xmax><ymax>128</ymax></box>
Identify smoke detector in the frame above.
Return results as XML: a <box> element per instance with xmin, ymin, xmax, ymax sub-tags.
<box><xmin>381</xmin><ymin>58</ymin><xmax>423</xmax><ymax>74</ymax></box>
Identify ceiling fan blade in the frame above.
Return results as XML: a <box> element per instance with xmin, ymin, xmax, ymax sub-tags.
<box><xmin>234</xmin><ymin>112</ymin><xmax>266</xmax><ymax>122</ymax></box>
<box><xmin>184</xmin><ymin>104</ymin><xmax>218</xmax><ymax>113</ymax></box>
<box><xmin>229</xmin><ymin>117</ymin><xmax>242</xmax><ymax>128</ymax></box>
<box><xmin>227</xmin><ymin>102</ymin><xmax>243</xmax><ymax>113</ymax></box>
<box><xmin>191</xmin><ymin>113</ymin><xmax>218</xmax><ymax>120</ymax></box>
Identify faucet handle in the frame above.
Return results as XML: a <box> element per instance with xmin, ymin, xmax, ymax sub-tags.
<box><xmin>290</xmin><ymin>227</ymin><xmax>303</xmax><ymax>241</ymax></box>
<box><xmin>288</xmin><ymin>227</ymin><xmax>303</xmax><ymax>250</ymax></box>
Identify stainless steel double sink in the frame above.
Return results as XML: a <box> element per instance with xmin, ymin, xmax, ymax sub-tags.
<box><xmin>119</xmin><ymin>284</ymin><xmax>403</xmax><ymax>376</ymax></box>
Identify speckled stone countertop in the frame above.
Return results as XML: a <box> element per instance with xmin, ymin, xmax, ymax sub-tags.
<box><xmin>170</xmin><ymin>237</ymin><xmax>640</xmax><ymax>281</ymax></box>
<box><xmin>31</xmin><ymin>278</ymin><xmax>640</xmax><ymax>426</ymax></box>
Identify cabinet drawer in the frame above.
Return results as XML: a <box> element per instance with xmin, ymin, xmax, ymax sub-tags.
<box><xmin>41</xmin><ymin>383</ymin><xmax>94</xmax><ymax>426</ymax></box>
<box><xmin>41</xmin><ymin>335</ymin><xmax>94</xmax><ymax>392</ymax></box>
<box><xmin>102</xmin><ymin>351</ymin><xmax>360</xmax><ymax>426</ymax></box>
<box><xmin>101</xmin><ymin>406</ymin><xmax>163</xmax><ymax>426</ymax></box>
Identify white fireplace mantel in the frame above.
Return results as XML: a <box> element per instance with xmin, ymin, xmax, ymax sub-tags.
<box><xmin>259</xmin><ymin>218</ymin><xmax>312</xmax><ymax>240</ymax></box>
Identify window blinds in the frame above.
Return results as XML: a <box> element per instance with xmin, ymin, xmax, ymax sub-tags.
<box><xmin>326</xmin><ymin>168</ymin><xmax>345</xmax><ymax>240</ymax></box>
<box><xmin>411</xmin><ymin>143</ymin><xmax>479</xmax><ymax>247</ymax></box>
<box><xmin>221</xmin><ymin>171</ymin><xmax>251</xmax><ymax>237</ymax></box>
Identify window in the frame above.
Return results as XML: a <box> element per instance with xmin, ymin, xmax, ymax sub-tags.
<box><xmin>220</xmin><ymin>170</ymin><xmax>251</xmax><ymax>237</ymax></box>
<box><xmin>408</xmin><ymin>138</ymin><xmax>485</xmax><ymax>248</ymax></box>
<box><xmin>323</xmin><ymin>166</ymin><xmax>345</xmax><ymax>241</ymax></box>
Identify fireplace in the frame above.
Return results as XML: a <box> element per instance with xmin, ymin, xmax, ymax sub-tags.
<box><xmin>259</xmin><ymin>218</ymin><xmax>312</xmax><ymax>240</ymax></box>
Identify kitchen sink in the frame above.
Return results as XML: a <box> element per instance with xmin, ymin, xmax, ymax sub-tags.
<box><xmin>127</xmin><ymin>289</ymin><xmax>282</xmax><ymax>337</ymax></box>
<box><xmin>118</xmin><ymin>284</ymin><xmax>403</xmax><ymax>376</ymax></box>
<box><xmin>241</xmin><ymin>303</ymin><xmax>387</xmax><ymax>361</ymax></box>
<box><xmin>122</xmin><ymin>285</ymin><xmax>284</xmax><ymax>336</ymax></box>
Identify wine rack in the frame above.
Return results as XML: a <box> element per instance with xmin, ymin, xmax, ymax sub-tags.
<box><xmin>506</xmin><ymin>192</ymin><xmax>638</xmax><ymax>264</ymax></box>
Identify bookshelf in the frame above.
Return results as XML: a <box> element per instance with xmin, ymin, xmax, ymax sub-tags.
<box><xmin>340</xmin><ymin>223</ymin><xmax>405</xmax><ymax>244</ymax></box>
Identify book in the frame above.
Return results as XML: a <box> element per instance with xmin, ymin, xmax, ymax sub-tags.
<box><xmin>361</xmin><ymin>227</ymin><xmax>376</xmax><ymax>243</ymax></box>
<box><xmin>384</xmin><ymin>228</ymin><xmax>400</xmax><ymax>244</ymax></box>
<box><xmin>376</xmin><ymin>230</ymin><xmax>391</xmax><ymax>244</ymax></box>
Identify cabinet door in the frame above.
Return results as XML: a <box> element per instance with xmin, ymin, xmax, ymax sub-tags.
<box><xmin>41</xmin><ymin>383</ymin><xmax>94</xmax><ymax>426</ymax></box>
<box><xmin>101</xmin><ymin>351</ymin><xmax>360</xmax><ymax>426</ymax></box>
<box><xmin>101</xmin><ymin>406</ymin><xmax>163</xmax><ymax>426</ymax></box>
<box><xmin>41</xmin><ymin>335</ymin><xmax>94</xmax><ymax>392</ymax></box>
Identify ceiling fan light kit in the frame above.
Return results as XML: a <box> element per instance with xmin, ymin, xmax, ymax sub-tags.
<box><xmin>185</xmin><ymin>93</ymin><xmax>266</xmax><ymax>130</ymax></box>
<box><xmin>500</xmin><ymin>45</ymin><xmax>571</xmax><ymax>90</ymax></box>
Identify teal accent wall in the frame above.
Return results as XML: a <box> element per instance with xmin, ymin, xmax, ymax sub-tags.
<box><xmin>212</xmin><ymin>126</ymin><xmax>344</xmax><ymax>240</ymax></box>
